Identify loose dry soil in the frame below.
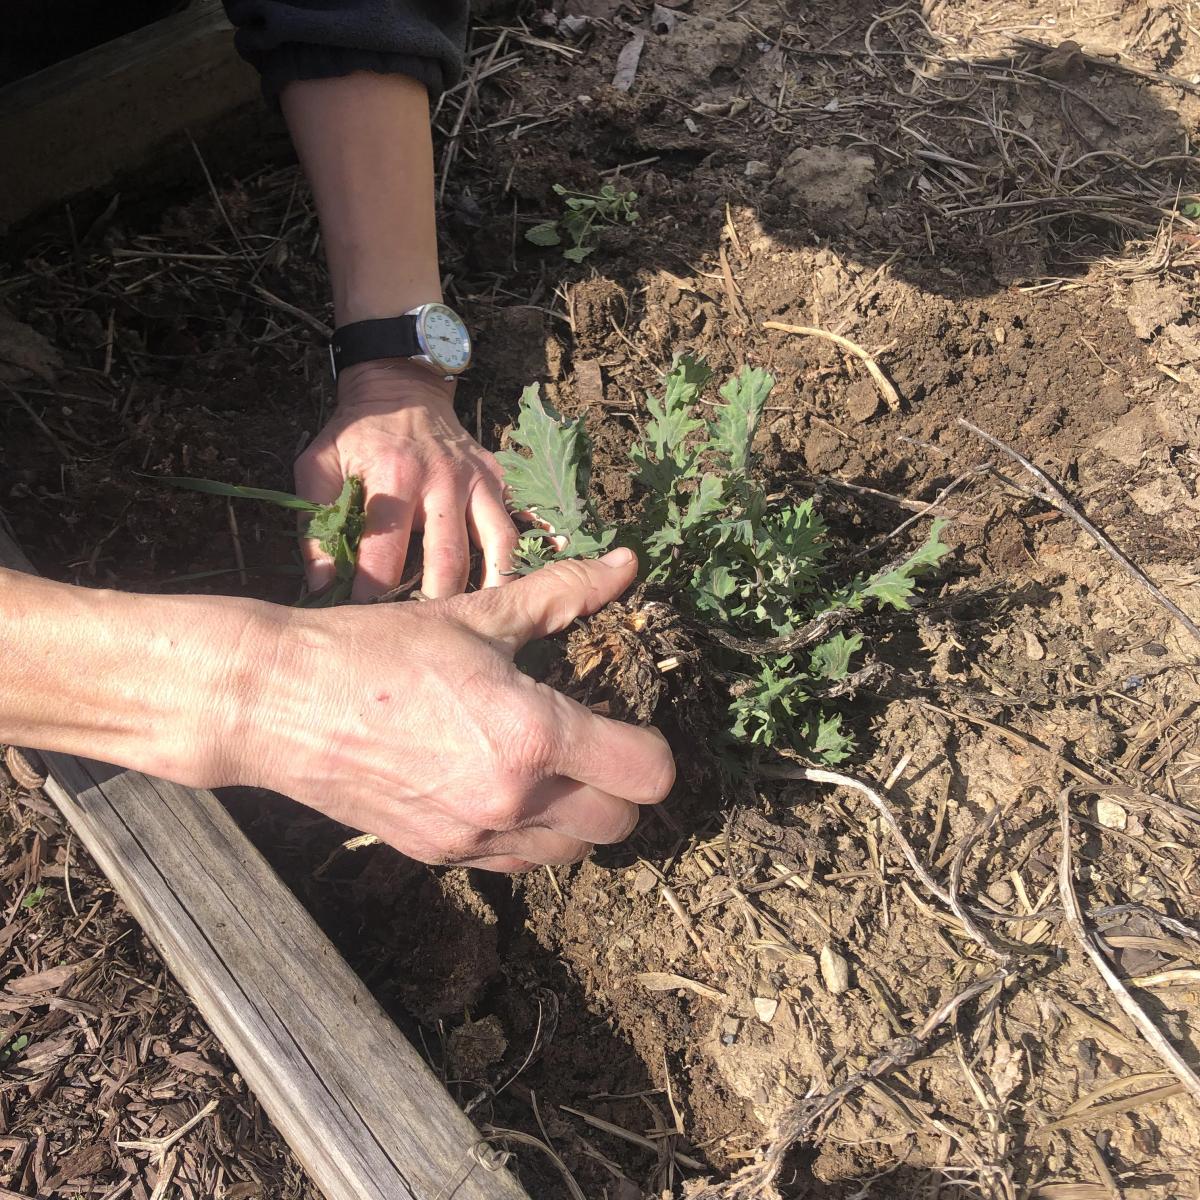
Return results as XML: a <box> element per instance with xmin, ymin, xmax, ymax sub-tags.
<box><xmin>3</xmin><ymin>1</ymin><xmax>1200</xmax><ymax>1198</ymax></box>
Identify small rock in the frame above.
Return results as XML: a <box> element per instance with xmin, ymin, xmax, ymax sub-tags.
<box><xmin>820</xmin><ymin>944</ymin><xmax>851</xmax><ymax>995</ymax></box>
<box><xmin>1037</xmin><ymin>39</ymin><xmax>1085</xmax><ymax>81</ymax></box>
<box><xmin>744</xmin><ymin>160</ymin><xmax>772</xmax><ymax>180</ymax></box>
<box><xmin>773</xmin><ymin>145</ymin><xmax>875</xmax><ymax>228</ymax></box>
<box><xmin>574</xmin><ymin>358</ymin><xmax>605</xmax><ymax>408</ymax></box>
<box><xmin>1096</xmin><ymin>798</ymin><xmax>1128</xmax><ymax>831</ymax></box>
<box><xmin>721</xmin><ymin>1016</ymin><xmax>740</xmax><ymax>1045</ymax></box>
<box><xmin>753</xmin><ymin>996</ymin><xmax>779</xmax><ymax>1024</ymax></box>
<box><xmin>650</xmin><ymin>3</ymin><xmax>679</xmax><ymax>33</ymax></box>
<box><xmin>1161</xmin><ymin>1012</ymin><xmax>1185</xmax><ymax>1041</ymax></box>
<box><xmin>986</xmin><ymin>879</ymin><xmax>1015</xmax><ymax>906</ymax></box>
<box><xmin>1126</xmin><ymin>279</ymin><xmax>1186</xmax><ymax>340</ymax></box>
<box><xmin>1022</xmin><ymin>629</ymin><xmax>1045</xmax><ymax>661</ymax></box>
<box><xmin>632</xmin><ymin>866</ymin><xmax>658</xmax><ymax>895</ymax></box>
<box><xmin>0</xmin><ymin>309</ymin><xmax>63</xmax><ymax>384</ymax></box>
<box><xmin>446</xmin><ymin>1014</ymin><xmax>508</xmax><ymax>1079</ymax></box>
<box><xmin>845</xmin><ymin>380</ymin><xmax>880</xmax><ymax>423</ymax></box>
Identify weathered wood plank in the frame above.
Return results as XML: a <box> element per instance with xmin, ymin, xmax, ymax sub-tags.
<box><xmin>0</xmin><ymin>1</ymin><xmax>259</xmax><ymax>230</ymax></box>
<box><xmin>0</xmin><ymin>528</ymin><xmax>530</xmax><ymax>1200</ymax></box>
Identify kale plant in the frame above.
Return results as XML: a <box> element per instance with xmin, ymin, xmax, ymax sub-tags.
<box><xmin>497</xmin><ymin>356</ymin><xmax>948</xmax><ymax>764</ymax></box>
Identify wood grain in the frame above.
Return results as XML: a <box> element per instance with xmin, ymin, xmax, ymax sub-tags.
<box><xmin>0</xmin><ymin>1</ymin><xmax>259</xmax><ymax>229</ymax></box>
<box><xmin>0</xmin><ymin>529</ymin><xmax>530</xmax><ymax>1200</ymax></box>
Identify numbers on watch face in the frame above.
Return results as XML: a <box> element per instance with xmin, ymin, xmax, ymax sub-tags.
<box><xmin>419</xmin><ymin>304</ymin><xmax>472</xmax><ymax>373</ymax></box>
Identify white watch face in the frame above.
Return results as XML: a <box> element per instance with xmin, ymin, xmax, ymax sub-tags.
<box><xmin>417</xmin><ymin>304</ymin><xmax>472</xmax><ymax>374</ymax></box>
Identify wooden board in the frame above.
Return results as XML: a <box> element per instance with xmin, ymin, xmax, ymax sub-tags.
<box><xmin>0</xmin><ymin>529</ymin><xmax>531</xmax><ymax>1200</ymax></box>
<box><xmin>0</xmin><ymin>1</ymin><xmax>259</xmax><ymax>230</ymax></box>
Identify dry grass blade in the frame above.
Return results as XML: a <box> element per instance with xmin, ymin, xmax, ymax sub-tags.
<box><xmin>763</xmin><ymin>321</ymin><xmax>902</xmax><ymax>410</ymax></box>
<box><xmin>634</xmin><ymin>972</ymin><xmax>728</xmax><ymax>1001</ymax></box>
<box><xmin>1033</xmin><ymin>1082</ymin><xmax>1186</xmax><ymax>1137</ymax></box>
<box><xmin>958</xmin><ymin>417</ymin><xmax>1200</xmax><ymax>648</ymax></box>
<box><xmin>1056</xmin><ymin>788</ymin><xmax>1200</xmax><ymax>1107</ymax></box>
<box><xmin>559</xmin><ymin>1106</ymin><xmax>704</xmax><ymax>1171</ymax></box>
<box><xmin>483</xmin><ymin>1128</ymin><xmax>585</xmax><ymax>1200</ymax></box>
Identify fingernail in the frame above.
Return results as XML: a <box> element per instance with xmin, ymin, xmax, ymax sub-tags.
<box><xmin>600</xmin><ymin>546</ymin><xmax>636</xmax><ymax>568</ymax></box>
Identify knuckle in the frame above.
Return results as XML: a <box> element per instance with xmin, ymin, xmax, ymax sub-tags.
<box><xmin>474</xmin><ymin>788</ymin><xmax>527</xmax><ymax>833</ymax></box>
<box><xmin>429</xmin><ymin>538</ymin><xmax>468</xmax><ymax>566</ymax></box>
<box><xmin>491</xmin><ymin>705</ymin><xmax>560</xmax><ymax>780</ymax></box>
<box><xmin>545</xmin><ymin>557</ymin><xmax>595</xmax><ymax>589</ymax></box>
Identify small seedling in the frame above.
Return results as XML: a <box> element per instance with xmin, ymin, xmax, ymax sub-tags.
<box><xmin>499</xmin><ymin>355</ymin><xmax>949</xmax><ymax>764</ymax></box>
<box><xmin>1180</xmin><ymin>198</ymin><xmax>1200</xmax><ymax>219</ymax></box>
<box><xmin>21</xmin><ymin>886</ymin><xmax>47</xmax><ymax>909</ymax></box>
<box><xmin>526</xmin><ymin>183</ymin><xmax>639</xmax><ymax>262</ymax></box>
<box><xmin>163</xmin><ymin>476</ymin><xmax>365</xmax><ymax>605</ymax></box>
<box><xmin>1</xmin><ymin>1035</ymin><xmax>29</xmax><ymax>1062</ymax></box>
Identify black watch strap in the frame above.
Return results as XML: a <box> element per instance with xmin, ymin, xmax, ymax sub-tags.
<box><xmin>329</xmin><ymin>316</ymin><xmax>422</xmax><ymax>379</ymax></box>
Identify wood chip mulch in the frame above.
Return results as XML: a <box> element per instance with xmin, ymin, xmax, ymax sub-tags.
<box><xmin>0</xmin><ymin>764</ymin><xmax>317</xmax><ymax>1200</ymax></box>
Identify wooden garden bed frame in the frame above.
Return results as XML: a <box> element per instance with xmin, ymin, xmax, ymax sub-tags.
<box><xmin>0</xmin><ymin>1</ymin><xmax>262</xmax><ymax>230</ymax></box>
<box><xmin>0</xmin><ymin>6</ymin><xmax>531</xmax><ymax>1195</ymax></box>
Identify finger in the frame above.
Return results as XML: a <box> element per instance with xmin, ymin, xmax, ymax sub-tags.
<box><xmin>538</xmin><ymin>687</ymin><xmax>676</xmax><ymax>808</ymax></box>
<box><xmin>420</xmin><ymin>486</ymin><xmax>471</xmax><ymax>599</ymax></box>
<box><xmin>467</xmin><ymin>481</ymin><xmax>519</xmax><ymax>589</ymax></box>
<box><xmin>403</xmin><ymin>824</ymin><xmax>590</xmax><ymax>870</ymax></box>
<box><xmin>352</xmin><ymin>484</ymin><xmax>416</xmax><ymax>603</ymax></box>
<box><xmin>459</xmin><ymin>855</ymin><xmax>538</xmax><ymax>874</ymax></box>
<box><xmin>460</xmin><ymin>547</ymin><xmax>638</xmax><ymax>650</ymax></box>
<box><xmin>524</xmin><ymin>776</ymin><xmax>640</xmax><ymax>844</ymax></box>
<box><xmin>294</xmin><ymin>450</ymin><xmax>345</xmax><ymax>593</ymax></box>
<box><xmin>478</xmin><ymin>826</ymin><xmax>592</xmax><ymax>867</ymax></box>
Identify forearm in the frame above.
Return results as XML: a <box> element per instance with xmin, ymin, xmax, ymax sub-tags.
<box><xmin>0</xmin><ymin>569</ymin><xmax>273</xmax><ymax>785</ymax></box>
<box><xmin>281</xmin><ymin>73</ymin><xmax>442</xmax><ymax>325</ymax></box>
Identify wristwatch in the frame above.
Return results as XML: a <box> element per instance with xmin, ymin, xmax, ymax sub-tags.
<box><xmin>328</xmin><ymin>303</ymin><xmax>473</xmax><ymax>381</ymax></box>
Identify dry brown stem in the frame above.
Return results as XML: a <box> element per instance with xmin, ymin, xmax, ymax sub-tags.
<box><xmin>1056</xmin><ymin>788</ymin><xmax>1200</xmax><ymax>1108</ymax></box>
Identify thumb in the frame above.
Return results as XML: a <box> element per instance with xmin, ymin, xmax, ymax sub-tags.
<box><xmin>463</xmin><ymin>547</ymin><xmax>638</xmax><ymax>651</ymax></box>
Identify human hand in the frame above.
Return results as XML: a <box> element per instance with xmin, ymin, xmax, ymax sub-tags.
<box><xmin>296</xmin><ymin>360</ymin><xmax>517</xmax><ymax>601</ymax></box>
<box><xmin>232</xmin><ymin>548</ymin><xmax>674</xmax><ymax>871</ymax></box>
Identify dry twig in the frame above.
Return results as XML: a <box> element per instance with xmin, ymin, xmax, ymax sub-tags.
<box><xmin>958</xmin><ymin>417</ymin><xmax>1200</xmax><ymax>648</ymax></box>
<box><xmin>1056</xmin><ymin>788</ymin><xmax>1200</xmax><ymax>1107</ymax></box>
<box><xmin>763</xmin><ymin>321</ymin><xmax>902</xmax><ymax>410</ymax></box>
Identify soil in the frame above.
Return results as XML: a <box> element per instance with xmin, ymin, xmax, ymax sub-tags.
<box><xmin>3</xmin><ymin>1</ymin><xmax>1200</xmax><ymax>1198</ymax></box>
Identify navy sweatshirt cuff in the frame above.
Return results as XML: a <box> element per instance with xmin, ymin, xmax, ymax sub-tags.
<box><xmin>245</xmin><ymin>42</ymin><xmax>452</xmax><ymax>99</ymax></box>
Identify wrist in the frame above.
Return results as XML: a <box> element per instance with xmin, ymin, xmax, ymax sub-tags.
<box><xmin>0</xmin><ymin>571</ymin><xmax>285</xmax><ymax>788</ymax></box>
<box><xmin>336</xmin><ymin>358</ymin><xmax>457</xmax><ymax>407</ymax></box>
<box><xmin>232</xmin><ymin>605</ymin><xmax>345</xmax><ymax>799</ymax></box>
<box><xmin>335</xmin><ymin>284</ymin><xmax>443</xmax><ymax>328</ymax></box>
<box><xmin>107</xmin><ymin>590</ymin><xmax>287</xmax><ymax>788</ymax></box>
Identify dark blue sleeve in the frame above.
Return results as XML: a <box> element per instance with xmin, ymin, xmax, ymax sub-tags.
<box><xmin>222</xmin><ymin>0</ymin><xmax>469</xmax><ymax>99</ymax></box>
